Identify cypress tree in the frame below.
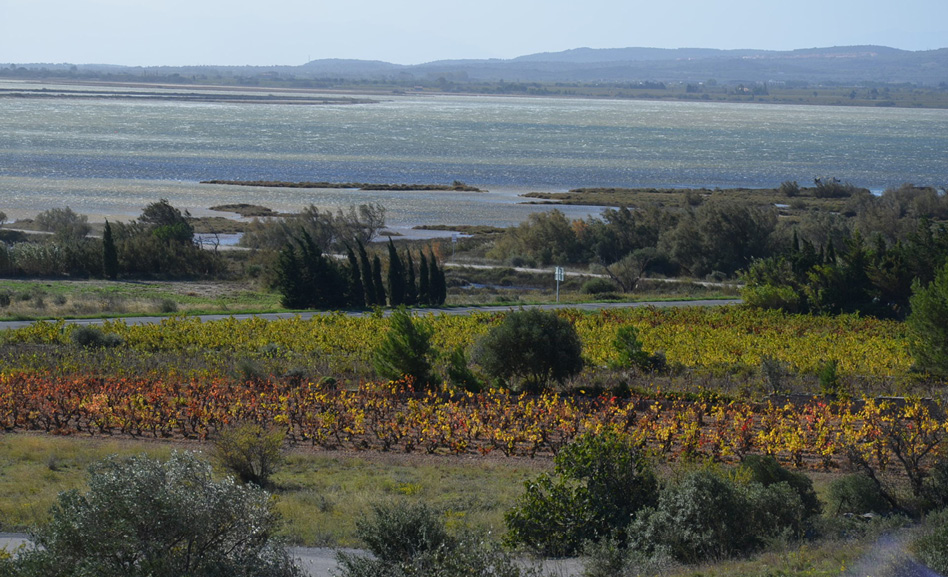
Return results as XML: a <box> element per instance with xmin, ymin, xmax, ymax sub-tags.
<box><xmin>387</xmin><ymin>238</ymin><xmax>405</xmax><ymax>306</ymax></box>
<box><xmin>102</xmin><ymin>220</ymin><xmax>118</xmax><ymax>280</ymax></box>
<box><xmin>372</xmin><ymin>254</ymin><xmax>387</xmax><ymax>306</ymax></box>
<box><xmin>357</xmin><ymin>240</ymin><xmax>376</xmax><ymax>306</ymax></box>
<box><xmin>345</xmin><ymin>244</ymin><xmax>364</xmax><ymax>308</ymax></box>
<box><xmin>429</xmin><ymin>252</ymin><xmax>447</xmax><ymax>305</ymax></box>
<box><xmin>275</xmin><ymin>244</ymin><xmax>305</xmax><ymax>308</ymax></box>
<box><xmin>404</xmin><ymin>250</ymin><xmax>417</xmax><ymax>305</ymax></box>
<box><xmin>418</xmin><ymin>251</ymin><xmax>430</xmax><ymax>305</ymax></box>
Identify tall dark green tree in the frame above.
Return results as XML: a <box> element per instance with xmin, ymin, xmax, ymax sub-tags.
<box><xmin>275</xmin><ymin>230</ymin><xmax>348</xmax><ymax>309</ymax></box>
<box><xmin>275</xmin><ymin>244</ymin><xmax>306</xmax><ymax>309</ymax></box>
<box><xmin>372</xmin><ymin>254</ymin><xmax>387</xmax><ymax>306</ymax></box>
<box><xmin>357</xmin><ymin>240</ymin><xmax>376</xmax><ymax>307</ymax></box>
<box><xmin>418</xmin><ymin>252</ymin><xmax>430</xmax><ymax>305</ymax></box>
<box><xmin>427</xmin><ymin>251</ymin><xmax>447</xmax><ymax>306</ymax></box>
<box><xmin>404</xmin><ymin>250</ymin><xmax>417</xmax><ymax>306</ymax></box>
<box><xmin>386</xmin><ymin>238</ymin><xmax>405</xmax><ymax>307</ymax></box>
<box><xmin>102</xmin><ymin>220</ymin><xmax>118</xmax><ymax>280</ymax></box>
<box><xmin>907</xmin><ymin>262</ymin><xmax>948</xmax><ymax>377</ymax></box>
<box><xmin>345</xmin><ymin>244</ymin><xmax>364</xmax><ymax>308</ymax></box>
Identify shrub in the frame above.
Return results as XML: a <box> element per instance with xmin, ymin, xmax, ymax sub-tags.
<box><xmin>34</xmin><ymin>206</ymin><xmax>91</xmax><ymax>241</ymax></box>
<box><xmin>69</xmin><ymin>325</ymin><xmax>123</xmax><ymax>348</ymax></box>
<box><xmin>0</xmin><ymin>452</ymin><xmax>302</xmax><ymax>577</ymax></box>
<box><xmin>817</xmin><ymin>359</ymin><xmax>842</xmax><ymax>396</ymax></box>
<box><xmin>779</xmin><ymin>180</ymin><xmax>800</xmax><ymax>197</ymax></box>
<box><xmin>924</xmin><ymin>454</ymin><xmax>948</xmax><ymax>510</ymax></box>
<box><xmin>473</xmin><ymin>309</ymin><xmax>583</xmax><ymax>392</ymax></box>
<box><xmin>827</xmin><ymin>473</ymin><xmax>893</xmax><ymax>515</ymax></box>
<box><xmin>504</xmin><ymin>431</ymin><xmax>657</xmax><ymax>557</ymax></box>
<box><xmin>371</xmin><ymin>307</ymin><xmax>435</xmax><ymax>387</ymax></box>
<box><xmin>741</xmin><ymin>283</ymin><xmax>804</xmax><ymax>313</ymax></box>
<box><xmin>445</xmin><ymin>345</ymin><xmax>482</xmax><ymax>392</ymax></box>
<box><xmin>581</xmin><ymin>278</ymin><xmax>618</xmax><ymax>295</ymax></box>
<box><xmin>212</xmin><ymin>422</ymin><xmax>286</xmax><ymax>487</ymax></box>
<box><xmin>336</xmin><ymin>501</ymin><xmax>535</xmax><ymax>577</ymax></box>
<box><xmin>612</xmin><ymin>325</ymin><xmax>662</xmax><ymax>372</ymax></box>
<box><xmin>627</xmin><ymin>469</ymin><xmax>809</xmax><ymax>565</ymax></box>
<box><xmin>913</xmin><ymin>508</ymin><xmax>948</xmax><ymax>574</ymax></box>
<box><xmin>740</xmin><ymin>455</ymin><xmax>822</xmax><ymax>518</ymax></box>
<box><xmin>355</xmin><ymin>502</ymin><xmax>449</xmax><ymax>564</ymax></box>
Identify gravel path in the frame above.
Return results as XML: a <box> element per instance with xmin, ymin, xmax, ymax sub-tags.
<box><xmin>0</xmin><ymin>534</ymin><xmax>581</xmax><ymax>576</ymax></box>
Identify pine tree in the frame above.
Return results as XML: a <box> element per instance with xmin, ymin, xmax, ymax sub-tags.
<box><xmin>102</xmin><ymin>220</ymin><xmax>118</xmax><ymax>280</ymax></box>
<box><xmin>357</xmin><ymin>240</ymin><xmax>376</xmax><ymax>306</ymax></box>
<box><xmin>418</xmin><ymin>251</ymin><xmax>430</xmax><ymax>305</ymax></box>
<box><xmin>386</xmin><ymin>238</ymin><xmax>405</xmax><ymax>307</ymax></box>
<box><xmin>372</xmin><ymin>254</ymin><xmax>387</xmax><ymax>306</ymax></box>
<box><xmin>907</xmin><ymin>262</ymin><xmax>948</xmax><ymax>377</ymax></box>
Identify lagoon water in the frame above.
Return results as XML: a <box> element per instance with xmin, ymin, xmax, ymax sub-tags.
<box><xmin>1</xmin><ymin>81</ymin><xmax>946</xmax><ymax>229</ymax></box>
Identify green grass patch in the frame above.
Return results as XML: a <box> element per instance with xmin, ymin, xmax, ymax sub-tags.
<box><xmin>0</xmin><ymin>434</ymin><xmax>547</xmax><ymax>547</ymax></box>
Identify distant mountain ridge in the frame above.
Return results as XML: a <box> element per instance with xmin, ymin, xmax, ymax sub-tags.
<box><xmin>300</xmin><ymin>45</ymin><xmax>948</xmax><ymax>84</ymax></box>
<box><xmin>6</xmin><ymin>45</ymin><xmax>948</xmax><ymax>85</ymax></box>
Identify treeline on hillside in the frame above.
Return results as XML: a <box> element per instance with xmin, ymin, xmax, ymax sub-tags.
<box><xmin>0</xmin><ymin>200</ymin><xmax>224</xmax><ymax>279</ymax></box>
<box><xmin>488</xmin><ymin>183</ymin><xmax>948</xmax><ymax>317</ymax></box>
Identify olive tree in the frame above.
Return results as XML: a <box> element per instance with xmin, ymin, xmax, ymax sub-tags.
<box><xmin>1</xmin><ymin>452</ymin><xmax>302</xmax><ymax>577</ymax></box>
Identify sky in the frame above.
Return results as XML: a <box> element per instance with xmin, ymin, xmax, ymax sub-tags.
<box><xmin>1</xmin><ymin>0</ymin><xmax>946</xmax><ymax>66</ymax></box>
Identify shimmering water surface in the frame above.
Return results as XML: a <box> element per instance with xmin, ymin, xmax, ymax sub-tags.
<box><xmin>1</xmin><ymin>81</ymin><xmax>946</xmax><ymax>228</ymax></box>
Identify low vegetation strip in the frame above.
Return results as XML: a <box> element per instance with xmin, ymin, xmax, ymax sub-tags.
<box><xmin>201</xmin><ymin>180</ymin><xmax>485</xmax><ymax>192</ymax></box>
<box><xmin>0</xmin><ymin>375</ymin><xmax>943</xmax><ymax>472</ymax></box>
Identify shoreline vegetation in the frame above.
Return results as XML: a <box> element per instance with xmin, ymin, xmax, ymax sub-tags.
<box><xmin>519</xmin><ymin>184</ymin><xmax>864</xmax><ymax>212</ymax></box>
<box><xmin>201</xmin><ymin>179</ymin><xmax>486</xmax><ymax>192</ymax></box>
<box><xmin>0</xmin><ymin>86</ymin><xmax>376</xmax><ymax>105</ymax></box>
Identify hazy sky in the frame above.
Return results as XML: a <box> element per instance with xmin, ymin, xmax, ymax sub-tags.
<box><xmin>2</xmin><ymin>0</ymin><xmax>946</xmax><ymax>66</ymax></box>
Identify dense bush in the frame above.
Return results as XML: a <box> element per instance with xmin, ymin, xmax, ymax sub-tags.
<box><xmin>627</xmin><ymin>468</ymin><xmax>810</xmax><ymax>564</ymax></box>
<box><xmin>504</xmin><ymin>431</ymin><xmax>657</xmax><ymax>557</ymax></box>
<box><xmin>337</xmin><ymin>501</ymin><xmax>535</xmax><ymax>577</ymax></box>
<box><xmin>0</xmin><ymin>452</ymin><xmax>301</xmax><ymax>577</ymax></box>
<box><xmin>212</xmin><ymin>422</ymin><xmax>286</xmax><ymax>487</ymax></box>
<box><xmin>473</xmin><ymin>309</ymin><xmax>583</xmax><ymax>391</ymax></box>
<box><xmin>826</xmin><ymin>473</ymin><xmax>893</xmax><ymax>515</ymax></box>
<box><xmin>581</xmin><ymin>277</ymin><xmax>618</xmax><ymax>294</ymax></box>
<box><xmin>69</xmin><ymin>325</ymin><xmax>123</xmax><ymax>348</ymax></box>
<box><xmin>740</xmin><ymin>455</ymin><xmax>822</xmax><ymax>518</ymax></box>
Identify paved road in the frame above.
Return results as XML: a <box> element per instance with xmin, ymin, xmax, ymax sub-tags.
<box><xmin>0</xmin><ymin>299</ymin><xmax>741</xmax><ymax>331</ymax></box>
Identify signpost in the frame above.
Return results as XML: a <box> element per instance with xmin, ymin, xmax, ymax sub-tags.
<box><xmin>554</xmin><ymin>266</ymin><xmax>564</xmax><ymax>302</ymax></box>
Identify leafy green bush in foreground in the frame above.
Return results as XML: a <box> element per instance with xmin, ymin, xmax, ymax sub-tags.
<box><xmin>0</xmin><ymin>452</ymin><xmax>301</xmax><ymax>577</ymax></box>
<box><xmin>504</xmin><ymin>431</ymin><xmax>657</xmax><ymax>557</ymax></box>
